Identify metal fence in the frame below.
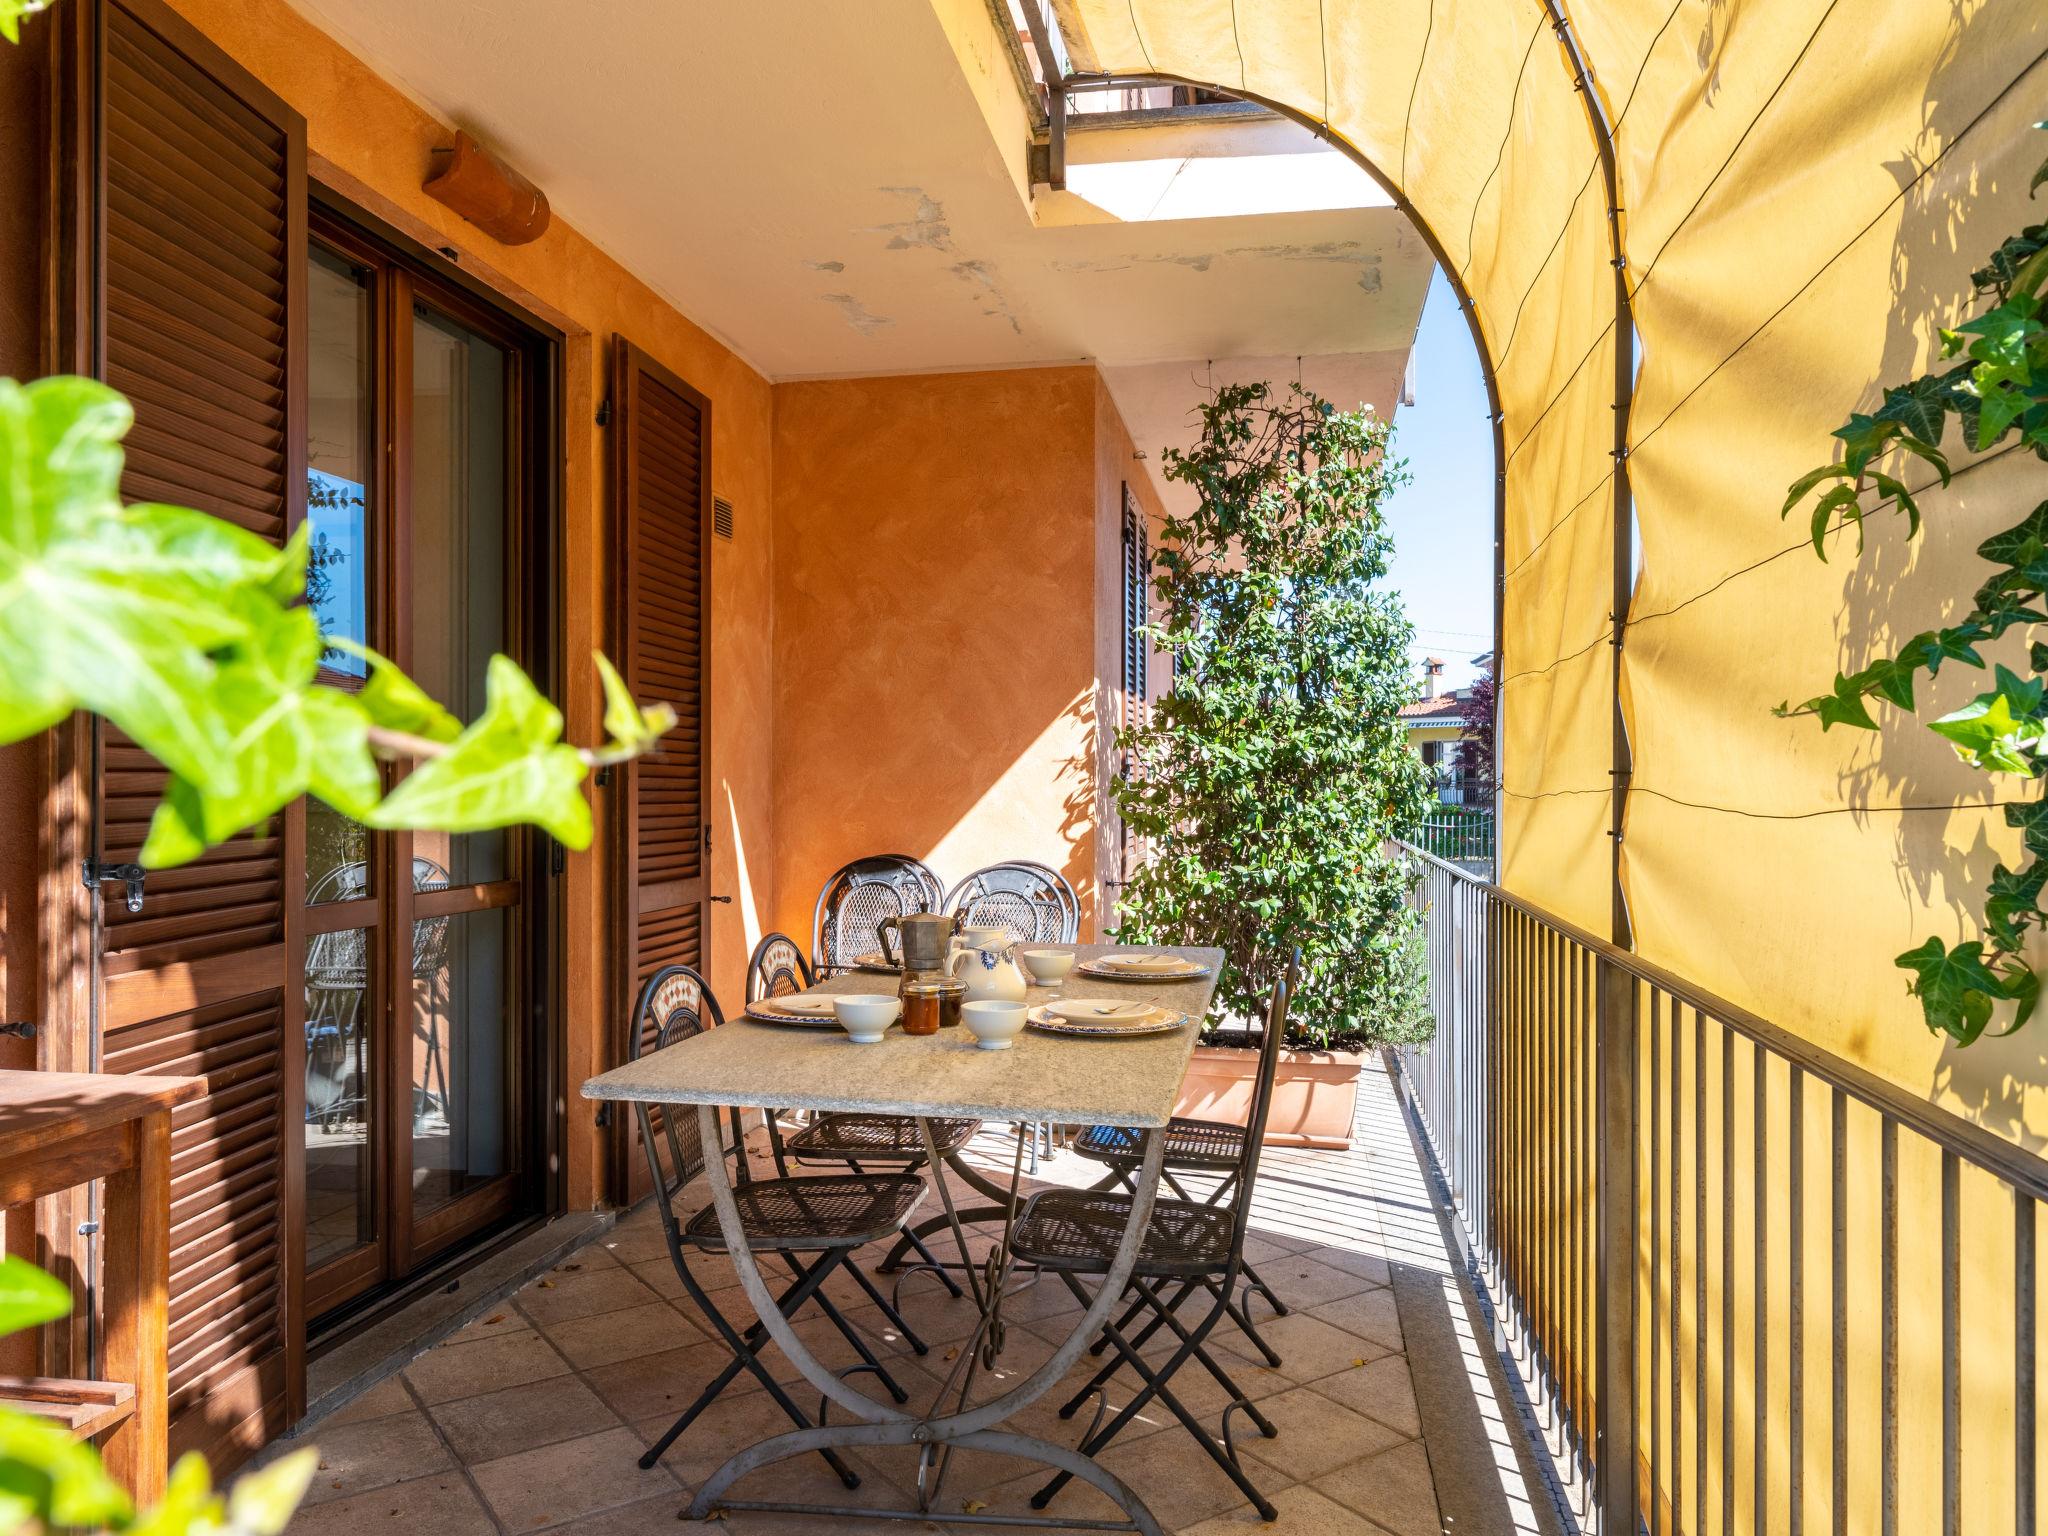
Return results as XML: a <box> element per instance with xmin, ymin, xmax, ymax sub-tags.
<box><xmin>1394</xmin><ymin>843</ymin><xmax>2046</xmax><ymax>1535</ymax></box>
<box><xmin>1417</xmin><ymin>807</ymin><xmax>1495</xmax><ymax>865</ymax></box>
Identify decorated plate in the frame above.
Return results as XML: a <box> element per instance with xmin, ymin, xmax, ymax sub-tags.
<box><xmin>1044</xmin><ymin>997</ymin><xmax>1158</xmax><ymax>1025</ymax></box>
<box><xmin>849</xmin><ymin>951</ymin><xmax>902</xmax><ymax>974</ymax></box>
<box><xmin>744</xmin><ymin>996</ymin><xmax>846</xmax><ymax>1029</ymax></box>
<box><xmin>1025</xmin><ymin>1003</ymin><xmax>1190</xmax><ymax>1039</ymax></box>
<box><xmin>1075</xmin><ymin>952</ymin><xmax>1211</xmax><ymax>981</ymax></box>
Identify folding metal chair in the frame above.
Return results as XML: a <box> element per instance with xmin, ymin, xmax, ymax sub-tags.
<box><xmin>627</xmin><ymin>963</ymin><xmax>932</xmax><ymax>1482</ymax></box>
<box><xmin>1006</xmin><ymin>952</ymin><xmax>1300</xmax><ymax>1522</ymax></box>
<box><xmin>744</xmin><ymin>932</ymin><xmax>978</xmax><ymax>1302</ymax></box>
<box><xmin>810</xmin><ymin>855</ymin><xmax>944</xmax><ymax>976</ymax></box>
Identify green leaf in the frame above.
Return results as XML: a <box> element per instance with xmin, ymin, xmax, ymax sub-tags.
<box><xmin>1831</xmin><ymin>413</ymin><xmax>1900</xmax><ymax>479</ymax></box>
<box><xmin>0</xmin><ymin>1405</ymin><xmax>133</xmax><ymax>1530</ymax></box>
<box><xmin>1896</xmin><ymin>936</ymin><xmax>2007</xmax><ymax>1044</ymax></box>
<box><xmin>1809</xmin><ymin>483</ymin><xmax>1865</xmax><ymax>559</ymax></box>
<box><xmin>1928</xmin><ymin>665</ymin><xmax>2047</xmax><ymax>774</ymax></box>
<box><xmin>0</xmin><ymin>377</ymin><xmax>295</xmax><ymax>783</ymax></box>
<box><xmin>338</xmin><ymin>640</ymin><xmax>462</xmax><ymax>744</ymax></box>
<box><xmin>127</xmin><ymin>1452</ymin><xmax>221</xmax><ymax>1536</ymax></box>
<box><xmin>1782</xmin><ymin>462</ymin><xmax>1853</xmax><ymax>517</ymax></box>
<box><xmin>1806</xmin><ymin>672</ymin><xmax>1879</xmax><ymax>731</ymax></box>
<box><xmin>367</xmin><ymin>655</ymin><xmax>592</xmax><ymax>848</ymax></box>
<box><xmin>1904</xmin><ymin>626</ymin><xmax>1984</xmax><ymax>676</ymax></box>
<box><xmin>138</xmin><ymin>596</ymin><xmax>377</xmax><ymax>867</ymax></box>
<box><xmin>2006</xmin><ymin>798</ymin><xmax>2048</xmax><ymax>857</ymax></box>
<box><xmin>1984</xmin><ymin>860</ymin><xmax>2048</xmax><ymax>948</ymax></box>
<box><xmin>223</xmin><ymin>1446</ymin><xmax>318</xmax><ymax>1536</ymax></box>
<box><xmin>0</xmin><ymin>1257</ymin><xmax>70</xmax><ymax>1337</ymax></box>
<box><xmin>0</xmin><ymin>0</ymin><xmax>54</xmax><ymax>44</ymax></box>
<box><xmin>1977</xmin><ymin>499</ymin><xmax>2048</xmax><ymax>568</ymax></box>
<box><xmin>594</xmin><ymin>650</ymin><xmax>675</xmax><ymax>754</ymax></box>
<box><xmin>1873</xmin><ymin>374</ymin><xmax>1952</xmax><ymax>446</ymax></box>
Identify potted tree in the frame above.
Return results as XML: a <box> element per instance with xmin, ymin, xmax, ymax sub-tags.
<box><xmin>1113</xmin><ymin>381</ymin><xmax>1432</xmax><ymax>1148</ymax></box>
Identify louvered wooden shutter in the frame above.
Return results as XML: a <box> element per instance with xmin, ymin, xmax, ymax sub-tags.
<box><xmin>610</xmin><ymin>340</ymin><xmax>711</xmax><ymax>1202</ymax></box>
<box><xmin>80</xmin><ymin>0</ymin><xmax>306</xmax><ymax>1462</ymax></box>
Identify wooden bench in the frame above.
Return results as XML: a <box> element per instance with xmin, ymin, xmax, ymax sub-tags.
<box><xmin>0</xmin><ymin>1069</ymin><xmax>205</xmax><ymax>1502</ymax></box>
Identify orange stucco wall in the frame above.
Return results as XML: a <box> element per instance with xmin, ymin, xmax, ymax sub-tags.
<box><xmin>769</xmin><ymin>366</ymin><xmax>1112</xmax><ymax>944</ymax></box>
<box><xmin>157</xmin><ymin>0</ymin><xmax>778</xmax><ymax>1212</ymax></box>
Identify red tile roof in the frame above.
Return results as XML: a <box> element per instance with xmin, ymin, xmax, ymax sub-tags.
<box><xmin>1399</xmin><ymin>695</ymin><xmax>1474</xmax><ymax>724</ymax></box>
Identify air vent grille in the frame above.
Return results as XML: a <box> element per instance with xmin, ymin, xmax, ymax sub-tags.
<box><xmin>713</xmin><ymin>496</ymin><xmax>734</xmax><ymax>541</ymax></box>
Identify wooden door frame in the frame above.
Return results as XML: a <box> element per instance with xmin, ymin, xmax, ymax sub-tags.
<box><xmin>605</xmin><ymin>337</ymin><xmax>713</xmax><ymax>1205</ymax></box>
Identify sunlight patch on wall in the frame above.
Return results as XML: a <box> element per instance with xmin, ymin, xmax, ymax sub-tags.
<box><xmin>924</xmin><ymin>690</ymin><xmax>1095</xmax><ymax>899</ymax></box>
<box><xmin>724</xmin><ymin>781</ymin><xmax>763</xmax><ymax>955</ymax></box>
<box><xmin>1061</xmin><ymin>148</ymin><xmax>1391</xmax><ymax>223</ymax></box>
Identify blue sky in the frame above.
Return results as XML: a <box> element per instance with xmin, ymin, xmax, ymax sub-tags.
<box><xmin>1379</xmin><ymin>266</ymin><xmax>1494</xmax><ymax>691</ymax></box>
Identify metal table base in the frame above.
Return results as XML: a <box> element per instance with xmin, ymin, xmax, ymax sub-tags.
<box><xmin>685</xmin><ymin>1104</ymin><xmax>1171</xmax><ymax>1535</ymax></box>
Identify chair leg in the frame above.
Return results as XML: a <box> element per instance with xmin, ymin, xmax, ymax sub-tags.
<box><xmin>1032</xmin><ymin>1274</ymin><xmax>1277</xmax><ymax>1522</ymax></box>
<box><xmin>841</xmin><ymin>1256</ymin><xmax>931</xmax><ymax>1354</ymax></box>
<box><xmin>806</xmin><ymin>1282</ymin><xmax>912</xmax><ymax>1404</ymax></box>
<box><xmin>660</xmin><ymin>1249</ymin><xmax>862</xmax><ymax>1488</ymax></box>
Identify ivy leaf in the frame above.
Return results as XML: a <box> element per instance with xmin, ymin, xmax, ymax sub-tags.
<box><xmin>0</xmin><ymin>1405</ymin><xmax>135</xmax><ymax>1530</ymax></box>
<box><xmin>1782</xmin><ymin>463</ymin><xmax>1853</xmax><ymax>517</ymax></box>
<box><xmin>223</xmin><ymin>1446</ymin><xmax>318</xmax><ymax>1536</ymax></box>
<box><xmin>138</xmin><ymin>596</ymin><xmax>378</xmax><ymax>867</ymax></box>
<box><xmin>2008</xmin><ymin>964</ymin><xmax>2042</xmax><ymax>1032</ymax></box>
<box><xmin>367</xmin><ymin>655</ymin><xmax>592</xmax><ymax>848</ymax></box>
<box><xmin>1873</xmin><ymin>374</ymin><xmax>1951</xmax><ymax>446</ymax></box>
<box><xmin>0</xmin><ymin>0</ymin><xmax>54</xmax><ymax>44</ymax></box>
<box><xmin>595</xmin><ymin>650</ymin><xmax>676</xmax><ymax>754</ymax></box>
<box><xmin>0</xmin><ymin>1256</ymin><xmax>71</xmax><ymax>1336</ymax></box>
<box><xmin>1903</xmin><ymin>626</ymin><xmax>1984</xmax><ymax>676</ymax></box>
<box><xmin>338</xmin><ymin>640</ymin><xmax>462</xmax><ymax>744</ymax></box>
<box><xmin>2007</xmin><ymin>799</ymin><xmax>2048</xmax><ymax>857</ymax></box>
<box><xmin>0</xmin><ymin>377</ymin><xmax>299</xmax><ymax>782</ymax></box>
<box><xmin>1896</xmin><ymin>936</ymin><xmax>2006</xmax><ymax>1044</ymax></box>
<box><xmin>1806</xmin><ymin>672</ymin><xmax>1879</xmax><ymax>731</ymax></box>
<box><xmin>1977</xmin><ymin>499</ymin><xmax>2048</xmax><ymax>568</ymax></box>
<box><xmin>1809</xmin><ymin>483</ymin><xmax>1866</xmax><ymax>559</ymax></box>
<box><xmin>1928</xmin><ymin>665</ymin><xmax>2047</xmax><ymax>774</ymax></box>
<box><xmin>1832</xmin><ymin>413</ymin><xmax>1900</xmax><ymax>479</ymax></box>
<box><xmin>1984</xmin><ymin>860</ymin><xmax>2048</xmax><ymax>948</ymax></box>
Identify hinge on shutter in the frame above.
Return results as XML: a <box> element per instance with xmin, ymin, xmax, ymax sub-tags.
<box><xmin>82</xmin><ymin>859</ymin><xmax>145</xmax><ymax>913</ymax></box>
<box><xmin>703</xmin><ymin>825</ymin><xmax>712</xmax><ymax>854</ymax></box>
<box><xmin>595</xmin><ymin>398</ymin><xmax>613</xmax><ymax>426</ymax></box>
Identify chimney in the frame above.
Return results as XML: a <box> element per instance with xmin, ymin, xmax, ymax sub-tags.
<box><xmin>1421</xmin><ymin>656</ymin><xmax>1444</xmax><ymax>699</ymax></box>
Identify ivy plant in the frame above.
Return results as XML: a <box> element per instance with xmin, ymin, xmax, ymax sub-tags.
<box><xmin>1111</xmin><ymin>381</ymin><xmax>1433</xmax><ymax>1050</ymax></box>
<box><xmin>1778</xmin><ymin>126</ymin><xmax>2048</xmax><ymax>1046</ymax></box>
<box><xmin>0</xmin><ymin>375</ymin><xmax>673</xmax><ymax>869</ymax></box>
<box><xmin>0</xmin><ymin>1256</ymin><xmax>314</xmax><ymax>1536</ymax></box>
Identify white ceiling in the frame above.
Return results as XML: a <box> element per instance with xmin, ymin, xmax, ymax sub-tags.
<box><xmin>283</xmin><ymin>0</ymin><xmax>1431</xmax><ymax>502</ymax></box>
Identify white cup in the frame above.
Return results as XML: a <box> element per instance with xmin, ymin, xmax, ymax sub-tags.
<box><xmin>1019</xmin><ymin>948</ymin><xmax>1076</xmax><ymax>986</ymax></box>
<box><xmin>831</xmin><ymin>994</ymin><xmax>901</xmax><ymax>1044</ymax></box>
<box><xmin>961</xmin><ymin>999</ymin><xmax>1027</xmax><ymax>1050</ymax></box>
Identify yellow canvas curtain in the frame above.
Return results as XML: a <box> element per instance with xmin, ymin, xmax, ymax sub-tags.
<box><xmin>1067</xmin><ymin>0</ymin><xmax>2048</xmax><ymax>1125</ymax></box>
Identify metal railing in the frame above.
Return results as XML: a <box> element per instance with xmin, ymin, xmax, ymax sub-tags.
<box><xmin>1394</xmin><ymin>843</ymin><xmax>2046</xmax><ymax>1536</ymax></box>
<box><xmin>1417</xmin><ymin>807</ymin><xmax>1495</xmax><ymax>865</ymax></box>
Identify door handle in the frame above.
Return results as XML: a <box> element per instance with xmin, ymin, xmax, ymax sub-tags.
<box><xmin>709</xmin><ymin>895</ymin><xmax>733</xmax><ymax>904</ymax></box>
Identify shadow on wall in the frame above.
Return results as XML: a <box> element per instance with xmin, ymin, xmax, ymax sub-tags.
<box><xmin>1816</xmin><ymin>3</ymin><xmax>2048</xmax><ymax>1139</ymax></box>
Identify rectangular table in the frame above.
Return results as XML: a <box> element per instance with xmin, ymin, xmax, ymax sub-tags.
<box><xmin>582</xmin><ymin>943</ymin><xmax>1224</xmax><ymax>1535</ymax></box>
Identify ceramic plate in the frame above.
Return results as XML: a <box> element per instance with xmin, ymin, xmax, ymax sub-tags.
<box><xmin>743</xmin><ymin>999</ymin><xmax>846</xmax><ymax>1029</ymax></box>
<box><xmin>849</xmin><ymin>951</ymin><xmax>901</xmax><ymax>973</ymax></box>
<box><xmin>1026</xmin><ymin>1004</ymin><xmax>1189</xmax><ymax>1039</ymax></box>
<box><xmin>1044</xmin><ymin>997</ymin><xmax>1158</xmax><ymax>1025</ymax></box>
<box><xmin>1076</xmin><ymin>953</ymin><xmax>1210</xmax><ymax>980</ymax></box>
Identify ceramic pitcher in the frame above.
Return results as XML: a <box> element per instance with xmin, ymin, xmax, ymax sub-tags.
<box><xmin>949</xmin><ymin>924</ymin><xmax>1030</xmax><ymax>1004</ymax></box>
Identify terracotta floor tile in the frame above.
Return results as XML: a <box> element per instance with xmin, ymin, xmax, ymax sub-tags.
<box><xmin>544</xmin><ymin>1299</ymin><xmax>706</xmax><ymax>1369</ymax></box>
<box><xmin>1299</xmin><ymin>1243</ymin><xmax>1393</xmax><ymax>1286</ymax></box>
<box><xmin>314</xmin><ymin>1373</ymin><xmax>413</xmax><ymax>1428</ymax></box>
<box><xmin>1233</xmin><ymin>1383</ymin><xmax>1408</xmax><ymax>1486</ymax></box>
<box><xmin>429</xmin><ymin>1372</ymin><xmax>620</xmax><ymax>1464</ymax></box>
<box><xmin>623</xmin><ymin>1259</ymin><xmax>688</xmax><ymax>1299</ymax></box>
<box><xmin>514</xmin><ymin>1265</ymin><xmax>662</xmax><ymax>1328</ymax></box>
<box><xmin>1213</xmin><ymin>1310</ymin><xmax>1389</xmax><ymax>1385</ymax></box>
<box><xmin>445</xmin><ymin>1306</ymin><xmax>532</xmax><ymax>1345</ymax></box>
<box><xmin>1305</xmin><ymin>1286</ymin><xmax>1404</xmax><ymax>1352</ymax></box>
<box><xmin>1095</xmin><ymin>1427</ymin><xmax>1283</xmax><ymax>1532</ymax></box>
<box><xmin>286</xmin><ymin>1470</ymin><xmax>493</xmax><ymax>1536</ymax></box>
<box><xmin>297</xmin><ymin>1410</ymin><xmax>452</xmax><ymax>1505</ymax></box>
<box><xmin>1308</xmin><ymin>1352</ymin><xmax>1421</xmax><ymax>1439</ymax></box>
<box><xmin>1315</xmin><ymin>1439</ymin><xmax>1444</xmax><ymax>1536</ymax></box>
<box><xmin>1179</xmin><ymin>1482</ymin><xmax>1390</xmax><ymax>1536</ymax></box>
<box><xmin>1259</xmin><ymin>1254</ymin><xmax>1382</xmax><ymax>1310</ymax></box>
<box><xmin>582</xmin><ymin>1341</ymin><xmax>757</xmax><ymax>1424</ymax></box>
<box><xmin>405</xmin><ymin>1329</ymin><xmax>570</xmax><ymax>1406</ymax></box>
<box><xmin>633</xmin><ymin>1393</ymin><xmax>907</xmax><ymax>1506</ymax></box>
<box><xmin>468</xmin><ymin>1426</ymin><xmax>678</xmax><ymax>1532</ymax></box>
<box><xmin>596</xmin><ymin>1225</ymin><xmax>675</xmax><ymax>1265</ymax></box>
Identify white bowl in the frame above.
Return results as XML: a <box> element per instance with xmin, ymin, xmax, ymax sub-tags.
<box><xmin>961</xmin><ymin>999</ymin><xmax>1027</xmax><ymax>1050</ymax></box>
<box><xmin>832</xmin><ymin>994</ymin><xmax>901</xmax><ymax>1043</ymax></box>
<box><xmin>1019</xmin><ymin>948</ymin><xmax>1076</xmax><ymax>985</ymax></box>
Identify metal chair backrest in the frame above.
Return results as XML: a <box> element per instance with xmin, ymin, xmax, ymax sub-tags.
<box><xmin>1227</xmin><ymin>950</ymin><xmax>1300</xmax><ymax>1252</ymax></box>
<box><xmin>943</xmin><ymin>860</ymin><xmax>1079</xmax><ymax>944</ymax></box>
<box><xmin>627</xmin><ymin>963</ymin><xmax>744</xmax><ymax>1203</ymax></box>
<box><xmin>306</xmin><ymin>857</ymin><xmax>449</xmax><ymax>994</ymax></box>
<box><xmin>746</xmin><ymin>932</ymin><xmax>815</xmax><ymax>1004</ymax></box>
<box><xmin>812</xmin><ymin>855</ymin><xmax>944</xmax><ymax>972</ymax></box>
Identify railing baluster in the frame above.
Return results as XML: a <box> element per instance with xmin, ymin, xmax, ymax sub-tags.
<box><xmin>1943</xmin><ymin>1150</ymin><xmax>1960</xmax><ymax>1536</ymax></box>
<box><xmin>1723</xmin><ymin>1027</ymin><xmax>1736</xmax><ymax>1536</ymax></box>
<box><xmin>1832</xmin><ymin>1087</ymin><xmax>1847</xmax><ymax>1536</ymax></box>
<box><xmin>1791</xmin><ymin>1063</ymin><xmax>1805</xmax><ymax>1536</ymax></box>
<box><xmin>1756</xmin><ymin>1044</ymin><xmax>1768</xmax><ymax>1536</ymax></box>
<box><xmin>1695</xmin><ymin>1007</ymin><xmax>1707</xmax><ymax>1536</ymax></box>
<box><xmin>2018</xmin><ymin>1187</ymin><xmax>2036</xmax><ymax>1536</ymax></box>
<box><xmin>1650</xmin><ymin>985</ymin><xmax>1663</xmax><ymax>1535</ymax></box>
<box><xmin>1883</xmin><ymin>1117</ymin><xmax>1898</xmax><ymax>1536</ymax></box>
<box><xmin>1596</xmin><ymin>955</ymin><xmax>1638</xmax><ymax>1532</ymax></box>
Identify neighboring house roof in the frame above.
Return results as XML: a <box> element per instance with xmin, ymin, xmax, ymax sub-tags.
<box><xmin>1400</xmin><ymin>695</ymin><xmax>1475</xmax><ymax>729</ymax></box>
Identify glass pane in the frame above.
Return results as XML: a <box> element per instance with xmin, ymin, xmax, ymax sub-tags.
<box><xmin>303</xmin><ymin>925</ymin><xmax>375</xmax><ymax>1270</ymax></box>
<box><xmin>409</xmin><ymin>305</ymin><xmax>510</xmax><ymax>888</ymax></box>
<box><xmin>410</xmin><ymin>907</ymin><xmax>512</xmax><ymax>1214</ymax></box>
<box><xmin>308</xmin><ymin>246</ymin><xmax>376</xmax><ymax>905</ymax></box>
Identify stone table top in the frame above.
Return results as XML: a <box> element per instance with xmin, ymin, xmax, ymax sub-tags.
<box><xmin>581</xmin><ymin>943</ymin><xmax>1225</xmax><ymax>1128</ymax></box>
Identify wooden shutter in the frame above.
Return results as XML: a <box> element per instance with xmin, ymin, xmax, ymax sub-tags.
<box><xmin>69</xmin><ymin>0</ymin><xmax>306</xmax><ymax>1464</ymax></box>
<box><xmin>1118</xmin><ymin>484</ymin><xmax>1148</xmax><ymax>883</ymax></box>
<box><xmin>609</xmin><ymin>339</ymin><xmax>711</xmax><ymax>1202</ymax></box>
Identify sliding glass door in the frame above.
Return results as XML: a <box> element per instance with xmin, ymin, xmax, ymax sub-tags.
<box><xmin>302</xmin><ymin>211</ymin><xmax>545</xmax><ymax>1321</ymax></box>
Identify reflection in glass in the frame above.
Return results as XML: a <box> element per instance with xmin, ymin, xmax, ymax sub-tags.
<box><xmin>303</xmin><ymin>926</ymin><xmax>374</xmax><ymax>1271</ymax></box>
<box><xmin>410</xmin><ymin>306</ymin><xmax>510</xmax><ymax>887</ymax></box>
<box><xmin>308</xmin><ymin>246</ymin><xmax>375</xmax><ymax>904</ymax></box>
<box><xmin>410</xmin><ymin>907</ymin><xmax>511</xmax><ymax>1213</ymax></box>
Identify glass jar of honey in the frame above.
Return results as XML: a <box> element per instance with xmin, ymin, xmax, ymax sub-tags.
<box><xmin>899</xmin><ymin>972</ymin><xmax>966</xmax><ymax>1037</ymax></box>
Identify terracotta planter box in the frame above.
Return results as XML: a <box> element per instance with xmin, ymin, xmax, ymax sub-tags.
<box><xmin>1172</xmin><ymin>1043</ymin><xmax>1367</xmax><ymax>1150</ymax></box>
